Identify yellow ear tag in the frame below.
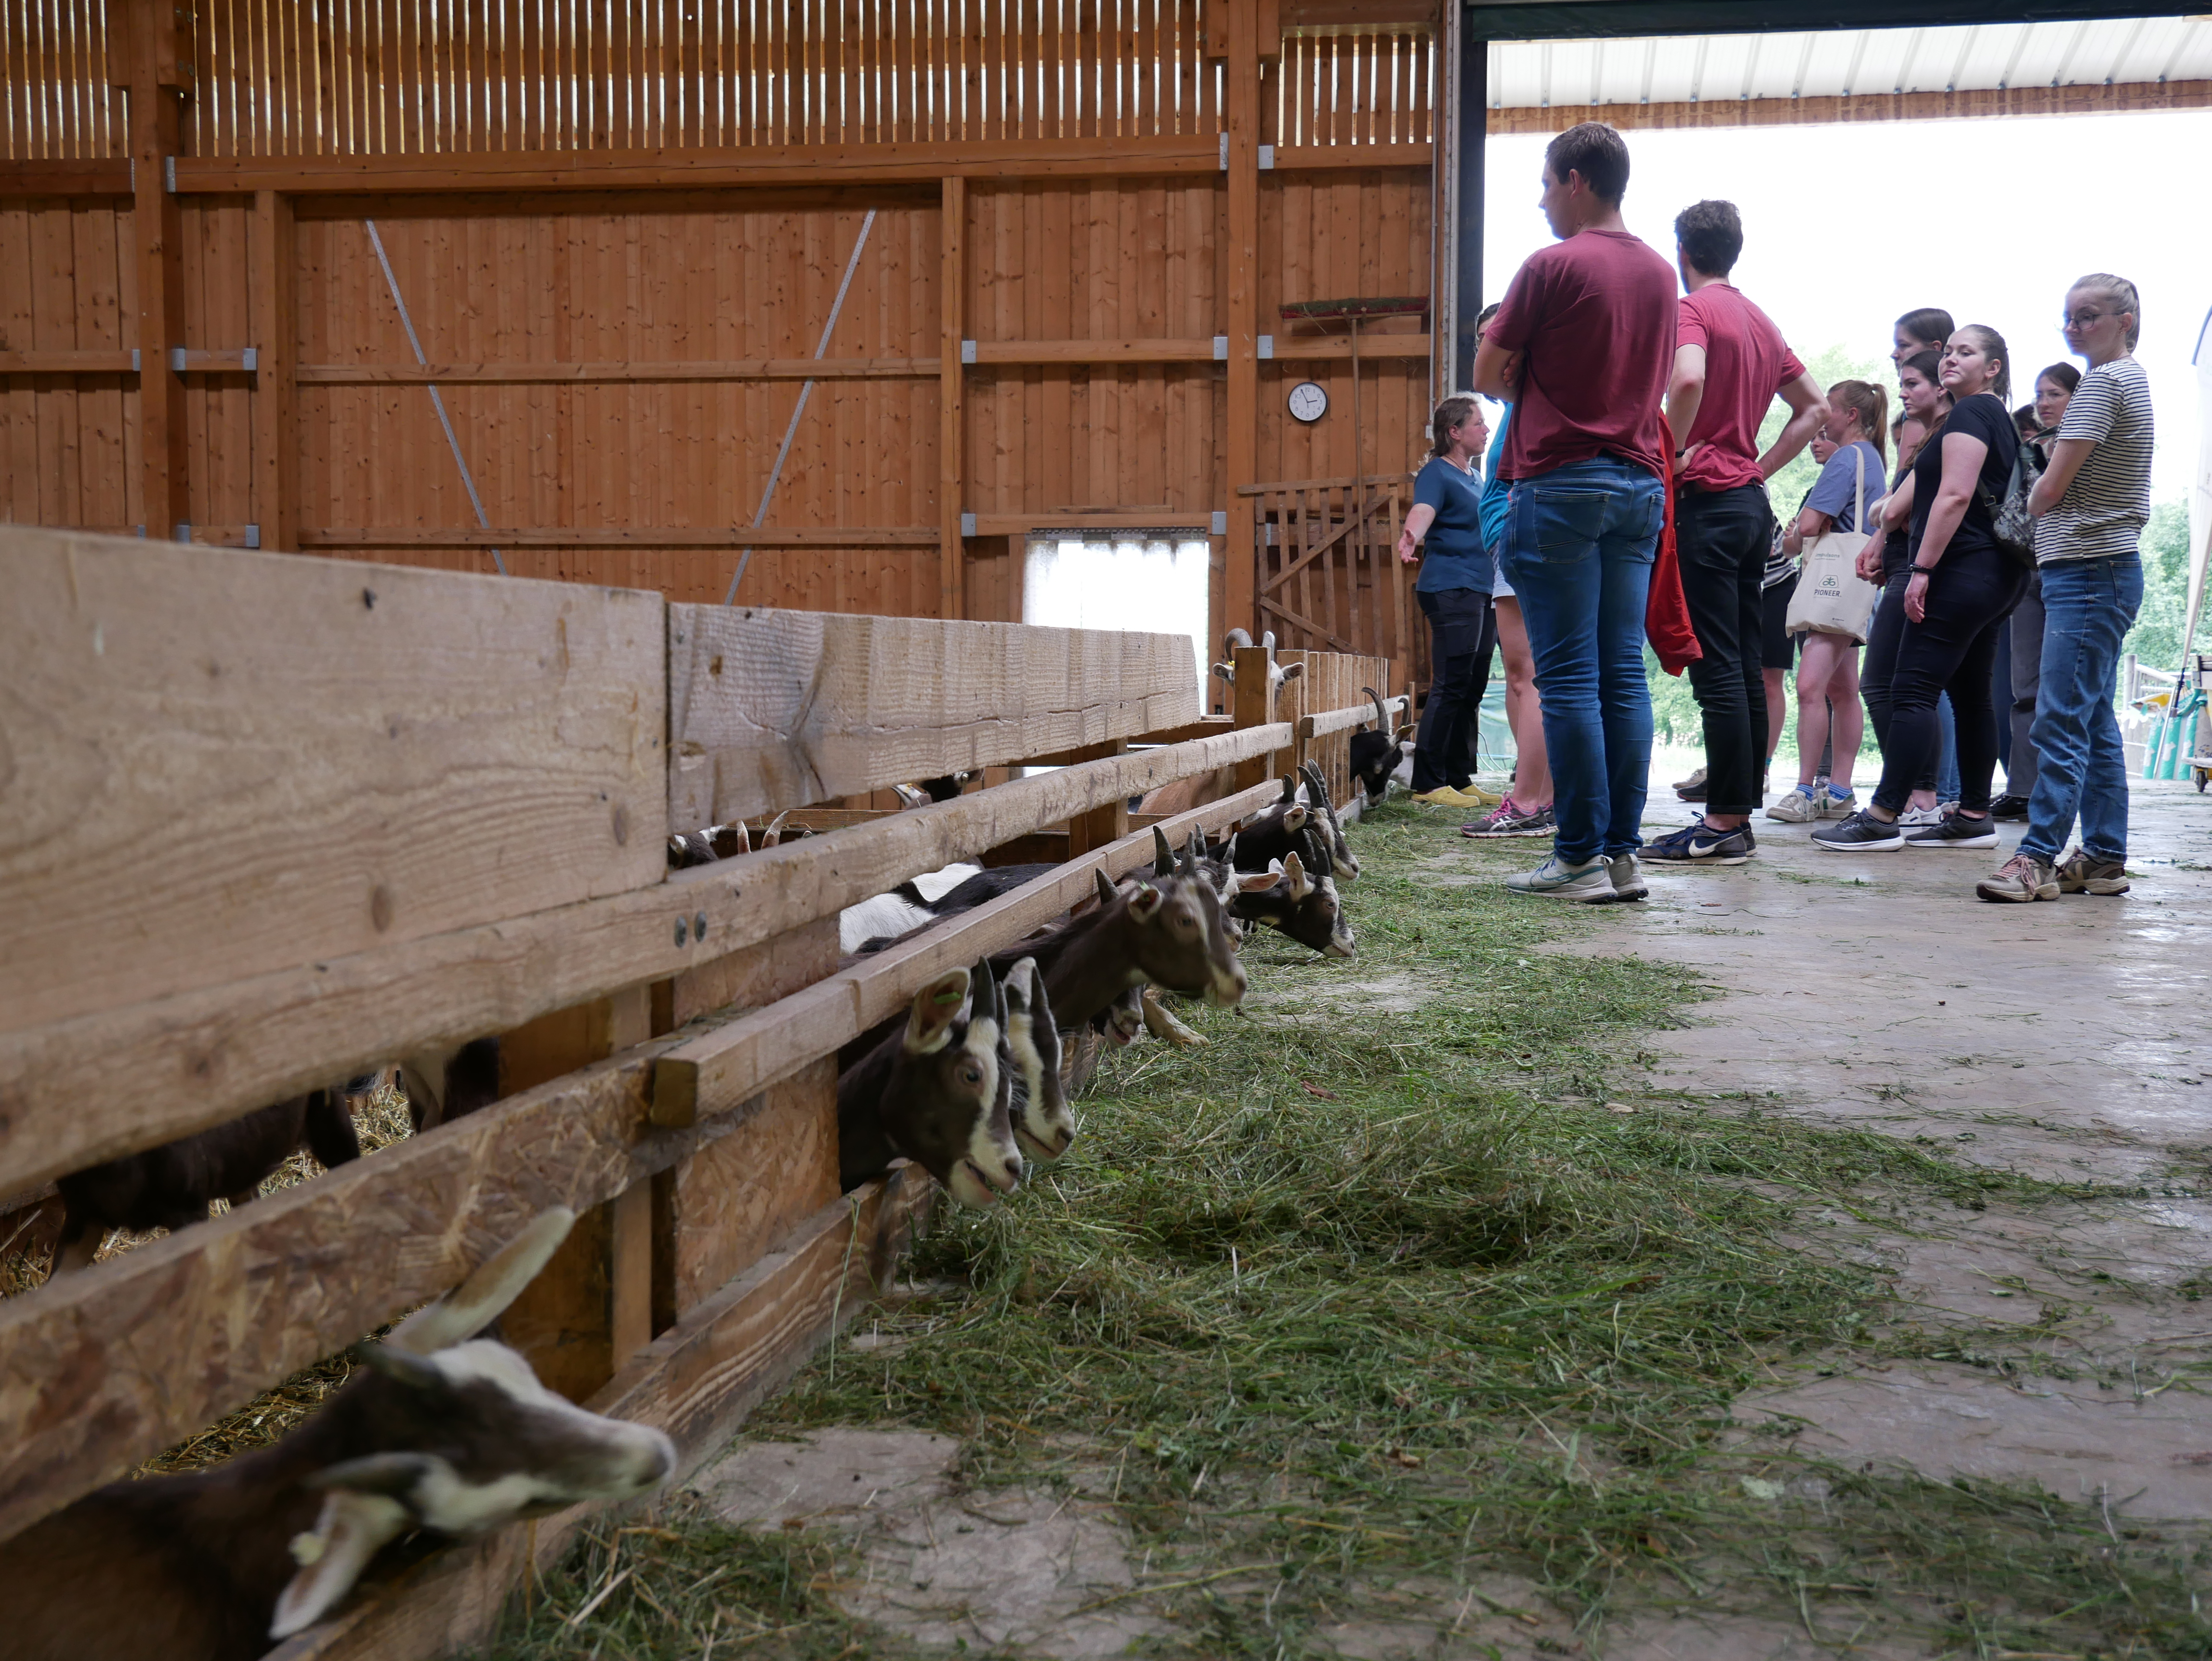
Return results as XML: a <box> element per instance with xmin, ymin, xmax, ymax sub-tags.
<box><xmin>290</xmin><ymin>1530</ymin><xmax>330</xmax><ymax>1566</ymax></box>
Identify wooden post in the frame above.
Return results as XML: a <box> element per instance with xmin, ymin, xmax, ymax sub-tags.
<box><xmin>496</xmin><ymin>986</ymin><xmax>656</xmax><ymax>1403</ymax></box>
<box><xmin>1230</xmin><ymin>643</ymin><xmax>1277</xmax><ymax>791</ymax></box>
<box><xmin>251</xmin><ymin>190</ymin><xmax>297</xmax><ymax>551</ymax></box>
<box><xmin>1224</xmin><ymin>0</ymin><xmax>1260</xmax><ymax>644</ymax></box>
<box><xmin>120</xmin><ymin>0</ymin><xmax>191</xmax><ymax>538</ymax></box>
<box><xmin>939</xmin><ymin>175</ymin><xmax>966</xmax><ymax>621</ymax></box>
<box><xmin>1065</xmin><ymin>739</ymin><xmax>1129</xmax><ymax>855</ymax></box>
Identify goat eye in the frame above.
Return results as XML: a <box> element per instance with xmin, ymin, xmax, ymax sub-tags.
<box><xmin>961</xmin><ymin>1063</ymin><xmax>982</xmax><ymax>1084</ymax></box>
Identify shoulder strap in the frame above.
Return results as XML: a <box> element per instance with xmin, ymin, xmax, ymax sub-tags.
<box><xmin>1852</xmin><ymin>444</ymin><xmax>1865</xmax><ymax>529</ymax></box>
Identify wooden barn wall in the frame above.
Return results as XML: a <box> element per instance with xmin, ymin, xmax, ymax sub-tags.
<box><xmin>2</xmin><ymin>2</ymin><xmax>1437</xmax><ymax>636</ymax></box>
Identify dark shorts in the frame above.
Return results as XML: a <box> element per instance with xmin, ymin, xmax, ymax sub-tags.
<box><xmin>1760</xmin><ymin>580</ymin><xmax>1796</xmax><ymax>671</ymax></box>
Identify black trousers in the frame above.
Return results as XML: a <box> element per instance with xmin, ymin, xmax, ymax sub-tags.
<box><xmin>1870</xmin><ymin>545</ymin><xmax>2030</xmax><ymax>817</ymax></box>
<box><xmin>1861</xmin><ymin>570</ymin><xmax>1938</xmax><ymax>795</ymax></box>
<box><xmin>1412</xmin><ymin>586</ymin><xmax>1495</xmax><ymax>791</ymax></box>
<box><xmin>1674</xmin><ymin>485</ymin><xmax>1776</xmax><ymax>815</ymax></box>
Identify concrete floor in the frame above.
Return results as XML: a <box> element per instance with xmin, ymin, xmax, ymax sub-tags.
<box><xmin>1609</xmin><ymin>772</ymin><xmax>2212</xmax><ymax>1528</ymax></box>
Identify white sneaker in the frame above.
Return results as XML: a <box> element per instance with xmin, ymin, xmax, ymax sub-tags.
<box><xmin>1765</xmin><ymin>784</ymin><xmax>1822</xmax><ymax>823</ymax></box>
<box><xmin>1819</xmin><ymin>786</ymin><xmax>1859</xmax><ymax>819</ymax></box>
<box><xmin>1897</xmin><ymin>804</ymin><xmax>1944</xmax><ymax>829</ymax></box>
<box><xmin>1505</xmin><ymin>855</ymin><xmax>1615</xmax><ymax>902</ymax></box>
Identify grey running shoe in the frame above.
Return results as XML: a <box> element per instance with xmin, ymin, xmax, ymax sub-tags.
<box><xmin>1904</xmin><ymin>810</ymin><xmax>1999</xmax><ymax>850</ymax></box>
<box><xmin>1812</xmin><ymin>809</ymin><xmax>1905</xmax><ymax>852</ymax></box>
<box><xmin>2055</xmin><ymin>847</ymin><xmax>2130</xmax><ymax>895</ymax></box>
<box><xmin>1976</xmin><ymin>852</ymin><xmax>2060</xmax><ymax>902</ymax></box>
<box><xmin>1605</xmin><ymin>853</ymin><xmax>1648</xmax><ymax>902</ymax></box>
<box><xmin>1505</xmin><ymin>855</ymin><xmax>1615</xmax><ymax>902</ymax></box>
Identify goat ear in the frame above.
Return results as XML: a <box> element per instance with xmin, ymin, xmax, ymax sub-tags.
<box><xmin>1211</xmin><ymin>660</ymin><xmax>1235</xmax><ymax>686</ymax></box>
<box><xmin>1093</xmin><ymin>868</ymin><xmax>1119</xmax><ymax>906</ymax></box>
<box><xmin>1237</xmin><ymin>870</ymin><xmax>1280</xmax><ymax>893</ymax></box>
<box><xmin>1283</xmin><ymin>804</ymin><xmax>1309</xmax><ymax>833</ymax></box>
<box><xmin>1278</xmin><ymin>661</ymin><xmax>1304</xmax><ymax>683</ymax></box>
<box><xmin>1128</xmin><ymin>883</ymin><xmax>1165</xmax><ymax>922</ymax></box>
<box><xmin>271</xmin><ymin>1490</ymin><xmax>415</xmax><ymax>1639</ymax></box>
<box><xmin>1152</xmin><ymin>825</ymin><xmax>1176</xmax><ymax>877</ymax></box>
<box><xmin>1283</xmin><ymin>851</ymin><xmax>1314</xmax><ymax>900</ymax></box>
<box><xmin>308</xmin><ymin>1451</ymin><xmax>439</xmax><ymax>1499</ymax></box>
<box><xmin>903</xmin><ymin>968</ymin><xmax>971</xmax><ymax>1056</ymax></box>
<box><xmin>353</xmin><ymin>1341</ymin><xmax>446</xmax><ymax>1389</ymax></box>
<box><xmin>389</xmin><ymin>1207</ymin><xmax>577</xmax><ymax>1353</ymax></box>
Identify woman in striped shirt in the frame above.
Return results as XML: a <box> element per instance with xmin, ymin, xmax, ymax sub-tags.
<box><xmin>1977</xmin><ymin>275</ymin><xmax>2153</xmax><ymax>903</ymax></box>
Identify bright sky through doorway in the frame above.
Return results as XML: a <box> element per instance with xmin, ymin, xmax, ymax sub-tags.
<box><xmin>1481</xmin><ymin>110</ymin><xmax>2212</xmax><ymax>502</ymax></box>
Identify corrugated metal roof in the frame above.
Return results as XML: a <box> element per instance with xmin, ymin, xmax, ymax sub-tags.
<box><xmin>1488</xmin><ymin>16</ymin><xmax>2212</xmax><ymax>106</ymax></box>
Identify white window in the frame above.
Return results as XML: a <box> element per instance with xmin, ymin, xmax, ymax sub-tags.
<box><xmin>1021</xmin><ymin>531</ymin><xmax>1213</xmax><ymax>693</ymax></box>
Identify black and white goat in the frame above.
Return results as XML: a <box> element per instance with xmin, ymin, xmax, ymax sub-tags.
<box><xmin>1349</xmin><ymin>687</ymin><xmax>1416</xmax><ymax>806</ymax></box>
<box><xmin>1225</xmin><ymin>761</ymin><xmax>1358</xmax><ymax>882</ymax></box>
<box><xmin>838</xmin><ymin>958</ymin><xmax>1049</xmax><ymax>1207</ymax></box>
<box><xmin>51</xmin><ymin>1087</ymin><xmax>369</xmax><ymax>1275</ymax></box>
<box><xmin>1190</xmin><ymin>821</ymin><xmax>1355</xmax><ymax>960</ymax></box>
<box><xmin>6</xmin><ymin>1208</ymin><xmax>676</xmax><ymax>1661</ymax></box>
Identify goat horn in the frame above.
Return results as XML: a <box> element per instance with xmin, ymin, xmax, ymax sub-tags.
<box><xmin>1277</xmin><ymin>773</ymin><xmax>1297</xmax><ymax>804</ymax></box>
<box><xmin>1260</xmin><ymin>629</ymin><xmax>1277</xmax><ymax>652</ymax></box>
<box><xmin>1094</xmin><ymin>867</ymin><xmax>1119</xmax><ymax>906</ymax></box>
<box><xmin>1301</xmin><ymin>759</ymin><xmax>1334</xmax><ymax>810</ymax></box>
<box><xmin>762</xmin><ymin>808</ymin><xmax>791</xmax><ymax>847</ymax></box>
<box><xmin>1153</xmin><ymin>825</ymin><xmax>1176</xmax><ymax>877</ymax></box>
<box><xmin>1365</xmin><ymin>685</ymin><xmax>1390</xmax><ymax>732</ymax></box>
<box><xmin>1224</xmin><ymin>627</ymin><xmax>1253</xmax><ymax>650</ymax></box>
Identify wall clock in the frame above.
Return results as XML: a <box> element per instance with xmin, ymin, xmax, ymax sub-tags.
<box><xmin>1287</xmin><ymin>381</ymin><xmax>1328</xmax><ymax>423</ymax></box>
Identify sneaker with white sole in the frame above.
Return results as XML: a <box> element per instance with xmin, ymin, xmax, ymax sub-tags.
<box><xmin>1641</xmin><ymin>821</ymin><xmax>1757</xmax><ymax>865</ymax></box>
<box><xmin>1765</xmin><ymin>784</ymin><xmax>1823</xmax><ymax>823</ymax></box>
<box><xmin>1904</xmin><ymin>809</ymin><xmax>1999</xmax><ymax>849</ymax></box>
<box><xmin>1977</xmin><ymin>851</ymin><xmax>2059</xmax><ymax>902</ymax></box>
<box><xmin>1812</xmin><ymin>809</ymin><xmax>1905</xmax><ymax>851</ymax></box>
<box><xmin>1463</xmin><ymin>800</ymin><xmax>1556</xmax><ymax>838</ymax></box>
<box><xmin>1504</xmin><ymin>854</ymin><xmax>1615</xmax><ymax>901</ymax></box>
<box><xmin>1896</xmin><ymin>804</ymin><xmax>1944</xmax><ymax>829</ymax></box>
<box><xmin>1605</xmin><ymin>853</ymin><xmax>1648</xmax><ymax>902</ymax></box>
<box><xmin>2055</xmin><ymin>847</ymin><xmax>2130</xmax><ymax>895</ymax></box>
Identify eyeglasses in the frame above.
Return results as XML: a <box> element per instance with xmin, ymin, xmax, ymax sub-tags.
<box><xmin>2060</xmin><ymin>309</ymin><xmax>2109</xmax><ymax>330</ymax></box>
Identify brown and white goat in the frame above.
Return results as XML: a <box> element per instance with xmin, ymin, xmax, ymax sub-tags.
<box><xmin>5</xmin><ymin>1209</ymin><xmax>676</xmax><ymax>1661</ymax></box>
<box><xmin>50</xmin><ymin>1088</ymin><xmax>367</xmax><ymax>1275</ymax></box>
<box><xmin>838</xmin><ymin>958</ymin><xmax>1027</xmax><ymax>1209</ymax></box>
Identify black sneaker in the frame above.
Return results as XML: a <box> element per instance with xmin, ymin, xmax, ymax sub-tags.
<box><xmin>1642</xmin><ymin>821</ymin><xmax>1756</xmax><ymax>865</ymax></box>
<box><xmin>1904</xmin><ymin>809</ymin><xmax>1999</xmax><ymax>850</ymax></box>
<box><xmin>1988</xmin><ymin>794</ymin><xmax>2030</xmax><ymax>820</ymax></box>
<box><xmin>1811</xmin><ymin>809</ymin><xmax>1905</xmax><ymax>851</ymax></box>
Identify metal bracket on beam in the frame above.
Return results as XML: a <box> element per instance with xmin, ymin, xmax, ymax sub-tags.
<box><xmin>164</xmin><ymin>156</ymin><xmax>177</xmax><ymax>194</ymax></box>
<box><xmin>244</xmin><ymin>525</ymin><xmax>261</xmax><ymax>549</ymax></box>
<box><xmin>173</xmin><ymin>523</ymin><xmax>192</xmax><ymax>543</ymax></box>
<box><xmin>1259</xmin><ymin>144</ymin><xmax>1276</xmax><ymax>170</ymax></box>
<box><xmin>1212</xmin><ymin>336</ymin><xmax>1229</xmax><ymax>361</ymax></box>
<box><xmin>1258</xmin><ymin>336</ymin><xmax>1275</xmax><ymax>360</ymax></box>
<box><xmin>1219</xmin><ymin>132</ymin><xmax>1230</xmax><ymax>169</ymax></box>
<box><xmin>960</xmin><ymin>513</ymin><xmax>977</xmax><ymax>538</ymax></box>
<box><xmin>169</xmin><ymin>347</ymin><xmax>187</xmax><ymax>373</ymax></box>
<box><xmin>241</xmin><ymin>346</ymin><xmax>258</xmax><ymax>371</ymax></box>
<box><xmin>1211</xmin><ymin>510</ymin><xmax>1228</xmax><ymax>535</ymax></box>
<box><xmin>129</xmin><ymin>349</ymin><xmax>140</xmax><ymax>373</ymax></box>
<box><xmin>960</xmin><ymin>339</ymin><xmax>977</xmax><ymax>365</ymax></box>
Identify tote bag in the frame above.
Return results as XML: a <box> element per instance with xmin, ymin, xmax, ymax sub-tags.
<box><xmin>1784</xmin><ymin>445</ymin><xmax>1882</xmax><ymax>642</ymax></box>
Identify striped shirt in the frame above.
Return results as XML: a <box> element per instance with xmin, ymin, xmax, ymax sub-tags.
<box><xmin>2040</xmin><ymin>357</ymin><xmax>2153</xmax><ymax>565</ymax></box>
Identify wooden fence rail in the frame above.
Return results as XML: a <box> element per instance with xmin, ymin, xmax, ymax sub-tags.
<box><xmin>0</xmin><ymin>523</ymin><xmax>1387</xmax><ymax>1658</ymax></box>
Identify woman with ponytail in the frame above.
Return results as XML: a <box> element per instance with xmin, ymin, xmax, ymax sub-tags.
<box><xmin>1817</xmin><ymin>325</ymin><xmax>2030</xmax><ymax>857</ymax></box>
<box><xmin>1396</xmin><ymin>394</ymin><xmax>1497</xmax><ymax>806</ymax></box>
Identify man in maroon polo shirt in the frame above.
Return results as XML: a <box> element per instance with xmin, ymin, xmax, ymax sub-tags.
<box><xmin>1644</xmin><ymin>199</ymin><xmax>1824</xmax><ymax>866</ymax></box>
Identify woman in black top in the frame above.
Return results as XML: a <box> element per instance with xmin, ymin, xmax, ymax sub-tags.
<box><xmin>1816</xmin><ymin>326</ymin><xmax>2030</xmax><ymax>854</ymax></box>
<box><xmin>1851</xmin><ymin>350</ymin><xmax>1949</xmax><ymax>817</ymax></box>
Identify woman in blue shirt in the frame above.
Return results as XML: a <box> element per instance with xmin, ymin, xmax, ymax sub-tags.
<box><xmin>1395</xmin><ymin>395</ymin><xmax>1495</xmax><ymax>806</ymax></box>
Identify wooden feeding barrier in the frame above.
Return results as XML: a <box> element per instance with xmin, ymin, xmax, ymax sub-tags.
<box><xmin>0</xmin><ymin>524</ymin><xmax>1397</xmax><ymax>1659</ymax></box>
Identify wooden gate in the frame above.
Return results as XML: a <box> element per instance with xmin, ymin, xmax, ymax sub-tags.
<box><xmin>1245</xmin><ymin>472</ymin><xmax>1422</xmax><ymax>692</ymax></box>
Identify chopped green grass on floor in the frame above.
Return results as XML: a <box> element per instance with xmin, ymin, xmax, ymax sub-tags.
<box><xmin>480</xmin><ymin>800</ymin><xmax>2212</xmax><ymax>1661</ymax></box>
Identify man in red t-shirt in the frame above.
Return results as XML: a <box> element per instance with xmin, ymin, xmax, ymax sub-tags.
<box><xmin>1471</xmin><ymin>122</ymin><xmax>1675</xmax><ymax>904</ymax></box>
<box><xmin>1647</xmin><ymin>200</ymin><xmax>1824</xmax><ymax>866</ymax></box>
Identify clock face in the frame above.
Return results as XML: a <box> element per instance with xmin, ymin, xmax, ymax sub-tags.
<box><xmin>1288</xmin><ymin>381</ymin><xmax>1328</xmax><ymax>423</ymax></box>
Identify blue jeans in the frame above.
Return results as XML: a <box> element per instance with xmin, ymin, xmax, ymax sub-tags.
<box><xmin>2021</xmin><ymin>555</ymin><xmax>2143</xmax><ymax>862</ymax></box>
<box><xmin>1500</xmin><ymin>457</ymin><xmax>1666</xmax><ymax>865</ymax></box>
